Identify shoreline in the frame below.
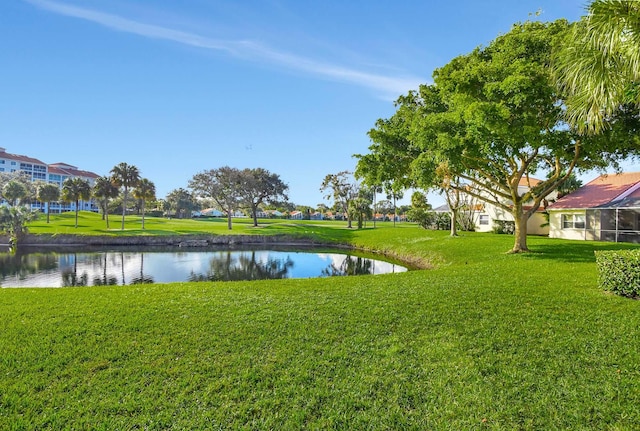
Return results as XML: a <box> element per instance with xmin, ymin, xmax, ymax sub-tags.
<box><xmin>2</xmin><ymin>233</ymin><xmax>429</xmax><ymax>269</ymax></box>
<box><xmin>3</xmin><ymin>233</ymin><xmax>350</xmax><ymax>248</ymax></box>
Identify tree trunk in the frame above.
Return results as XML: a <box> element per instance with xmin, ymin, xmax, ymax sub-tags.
<box><xmin>510</xmin><ymin>203</ymin><xmax>529</xmax><ymax>253</ymax></box>
<box><xmin>74</xmin><ymin>200</ymin><xmax>79</xmax><ymax>228</ymax></box>
<box><xmin>141</xmin><ymin>201</ymin><xmax>146</xmax><ymax>230</ymax></box>
<box><xmin>449</xmin><ymin>209</ymin><xmax>458</xmax><ymax>237</ymax></box>
<box><xmin>121</xmin><ymin>190</ymin><xmax>127</xmax><ymax>230</ymax></box>
<box><xmin>46</xmin><ymin>203</ymin><xmax>50</xmax><ymax>224</ymax></box>
<box><xmin>227</xmin><ymin>207</ymin><xmax>233</xmax><ymax>230</ymax></box>
<box><xmin>252</xmin><ymin>205</ymin><xmax>258</xmax><ymax>227</ymax></box>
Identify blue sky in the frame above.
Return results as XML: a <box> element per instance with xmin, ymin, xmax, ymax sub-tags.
<box><xmin>3</xmin><ymin>0</ymin><xmax>590</xmax><ymax>207</ymax></box>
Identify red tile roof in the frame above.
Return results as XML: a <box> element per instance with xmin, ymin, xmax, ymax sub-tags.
<box><xmin>519</xmin><ymin>177</ymin><xmax>542</xmax><ymax>187</ymax></box>
<box><xmin>548</xmin><ymin>172</ymin><xmax>640</xmax><ymax>209</ymax></box>
<box><xmin>48</xmin><ymin>162</ymin><xmax>99</xmax><ymax>179</ymax></box>
<box><xmin>0</xmin><ymin>149</ymin><xmax>47</xmax><ymax>166</ymax></box>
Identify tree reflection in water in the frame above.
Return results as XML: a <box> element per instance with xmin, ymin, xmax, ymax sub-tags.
<box><xmin>321</xmin><ymin>255</ymin><xmax>373</xmax><ymax>277</ymax></box>
<box><xmin>1</xmin><ymin>247</ymin><xmax>406</xmax><ymax>287</ymax></box>
<box><xmin>130</xmin><ymin>253</ymin><xmax>155</xmax><ymax>285</ymax></box>
<box><xmin>0</xmin><ymin>250</ymin><xmax>58</xmax><ymax>282</ymax></box>
<box><xmin>93</xmin><ymin>253</ymin><xmax>118</xmax><ymax>286</ymax></box>
<box><xmin>189</xmin><ymin>250</ymin><xmax>294</xmax><ymax>282</ymax></box>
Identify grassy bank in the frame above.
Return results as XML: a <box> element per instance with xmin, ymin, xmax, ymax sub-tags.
<box><xmin>2</xmin><ymin>215</ymin><xmax>640</xmax><ymax>429</ymax></box>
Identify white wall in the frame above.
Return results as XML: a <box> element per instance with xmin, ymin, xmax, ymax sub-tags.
<box><xmin>548</xmin><ymin>209</ymin><xmax>587</xmax><ymax>240</ymax></box>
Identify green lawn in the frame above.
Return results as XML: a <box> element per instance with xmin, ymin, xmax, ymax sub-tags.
<box><xmin>2</xmin><ymin>214</ymin><xmax>640</xmax><ymax>429</ymax></box>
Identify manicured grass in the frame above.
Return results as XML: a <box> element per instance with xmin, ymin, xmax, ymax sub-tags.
<box><xmin>3</xmin><ymin>217</ymin><xmax>640</xmax><ymax>429</ymax></box>
<box><xmin>24</xmin><ymin>212</ymin><xmax>359</xmax><ymax>248</ymax></box>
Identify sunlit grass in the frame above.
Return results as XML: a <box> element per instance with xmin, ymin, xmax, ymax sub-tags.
<box><xmin>3</xmin><ymin>215</ymin><xmax>640</xmax><ymax>429</ymax></box>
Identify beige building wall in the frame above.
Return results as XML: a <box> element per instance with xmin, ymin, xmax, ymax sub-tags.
<box><xmin>548</xmin><ymin>209</ymin><xmax>587</xmax><ymax>240</ymax></box>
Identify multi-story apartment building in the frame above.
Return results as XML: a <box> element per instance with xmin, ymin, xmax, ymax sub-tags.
<box><xmin>0</xmin><ymin>147</ymin><xmax>100</xmax><ymax>213</ymax></box>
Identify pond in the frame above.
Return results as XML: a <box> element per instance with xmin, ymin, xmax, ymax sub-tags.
<box><xmin>0</xmin><ymin>246</ymin><xmax>409</xmax><ymax>287</ymax></box>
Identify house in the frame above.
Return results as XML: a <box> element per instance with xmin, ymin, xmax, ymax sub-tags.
<box><xmin>440</xmin><ymin>178</ymin><xmax>553</xmax><ymax>235</ymax></box>
<box><xmin>310</xmin><ymin>212</ymin><xmax>324</xmax><ymax>220</ymax></box>
<box><xmin>290</xmin><ymin>211</ymin><xmax>304</xmax><ymax>220</ymax></box>
<box><xmin>547</xmin><ymin>172</ymin><xmax>640</xmax><ymax>243</ymax></box>
<box><xmin>199</xmin><ymin>208</ymin><xmax>224</xmax><ymax>217</ymax></box>
<box><xmin>258</xmin><ymin>209</ymin><xmax>284</xmax><ymax>219</ymax></box>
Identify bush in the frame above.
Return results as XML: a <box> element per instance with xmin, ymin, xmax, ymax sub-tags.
<box><xmin>435</xmin><ymin>212</ymin><xmax>451</xmax><ymax>230</ymax></box>
<box><xmin>146</xmin><ymin>210</ymin><xmax>163</xmax><ymax>218</ymax></box>
<box><xmin>594</xmin><ymin>250</ymin><xmax>640</xmax><ymax>298</ymax></box>
<box><xmin>407</xmin><ymin>208</ymin><xmax>435</xmax><ymax>229</ymax></box>
<box><xmin>492</xmin><ymin>220</ymin><xmax>515</xmax><ymax>235</ymax></box>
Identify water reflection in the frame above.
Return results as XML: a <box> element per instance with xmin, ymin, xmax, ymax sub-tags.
<box><xmin>321</xmin><ymin>255</ymin><xmax>373</xmax><ymax>277</ymax></box>
<box><xmin>0</xmin><ymin>246</ymin><xmax>408</xmax><ymax>288</ymax></box>
<box><xmin>189</xmin><ymin>250</ymin><xmax>294</xmax><ymax>282</ymax></box>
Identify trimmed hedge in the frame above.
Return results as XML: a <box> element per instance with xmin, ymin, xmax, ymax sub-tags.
<box><xmin>594</xmin><ymin>249</ymin><xmax>640</xmax><ymax>297</ymax></box>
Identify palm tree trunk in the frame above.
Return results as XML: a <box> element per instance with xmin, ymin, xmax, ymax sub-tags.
<box><xmin>141</xmin><ymin>201</ymin><xmax>146</xmax><ymax>229</ymax></box>
<box><xmin>121</xmin><ymin>190</ymin><xmax>127</xmax><ymax>230</ymax></box>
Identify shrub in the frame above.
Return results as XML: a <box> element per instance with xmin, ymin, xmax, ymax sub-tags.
<box><xmin>407</xmin><ymin>208</ymin><xmax>435</xmax><ymax>229</ymax></box>
<box><xmin>594</xmin><ymin>249</ymin><xmax>640</xmax><ymax>297</ymax></box>
<box><xmin>492</xmin><ymin>220</ymin><xmax>515</xmax><ymax>235</ymax></box>
<box><xmin>435</xmin><ymin>212</ymin><xmax>451</xmax><ymax>230</ymax></box>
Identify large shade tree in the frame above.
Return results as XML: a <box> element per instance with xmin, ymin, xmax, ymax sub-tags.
<box><xmin>132</xmin><ymin>178</ymin><xmax>156</xmax><ymax>230</ymax></box>
<box><xmin>554</xmin><ymin>0</ymin><xmax>640</xmax><ymax>135</ymax></box>
<box><xmin>61</xmin><ymin>177</ymin><xmax>91</xmax><ymax>228</ymax></box>
<box><xmin>239</xmin><ymin>168</ymin><xmax>289</xmax><ymax>227</ymax></box>
<box><xmin>163</xmin><ymin>187</ymin><xmax>199</xmax><ymax>218</ymax></box>
<box><xmin>165</xmin><ymin>188</ymin><xmax>198</xmax><ymax>219</ymax></box>
<box><xmin>93</xmin><ymin>176</ymin><xmax>119</xmax><ymax>229</ymax></box>
<box><xmin>356</xmin><ymin>19</ymin><xmax>639</xmax><ymax>253</ymax></box>
<box><xmin>36</xmin><ymin>182</ymin><xmax>60</xmax><ymax>223</ymax></box>
<box><xmin>189</xmin><ymin>167</ymin><xmax>245</xmax><ymax>230</ymax></box>
<box><xmin>320</xmin><ymin>171</ymin><xmax>360</xmax><ymax>228</ymax></box>
<box><xmin>110</xmin><ymin>162</ymin><xmax>141</xmax><ymax>230</ymax></box>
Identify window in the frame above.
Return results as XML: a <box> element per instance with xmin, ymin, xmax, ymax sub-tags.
<box><xmin>562</xmin><ymin>214</ymin><xmax>585</xmax><ymax>229</ymax></box>
<box><xmin>10</xmin><ymin>161</ymin><xmax>16</xmax><ymax>165</ymax></box>
<box><xmin>479</xmin><ymin>214</ymin><xmax>489</xmax><ymax>225</ymax></box>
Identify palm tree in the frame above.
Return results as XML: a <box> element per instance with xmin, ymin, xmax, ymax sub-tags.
<box><xmin>61</xmin><ymin>177</ymin><xmax>91</xmax><ymax>228</ymax></box>
<box><xmin>36</xmin><ymin>183</ymin><xmax>61</xmax><ymax>223</ymax></box>
<box><xmin>132</xmin><ymin>178</ymin><xmax>156</xmax><ymax>230</ymax></box>
<box><xmin>93</xmin><ymin>176</ymin><xmax>119</xmax><ymax>229</ymax></box>
<box><xmin>2</xmin><ymin>180</ymin><xmax>29</xmax><ymax>206</ymax></box>
<box><xmin>0</xmin><ymin>205</ymin><xmax>39</xmax><ymax>249</ymax></box>
<box><xmin>554</xmin><ymin>0</ymin><xmax>640</xmax><ymax>134</ymax></box>
<box><xmin>110</xmin><ymin>162</ymin><xmax>140</xmax><ymax>230</ymax></box>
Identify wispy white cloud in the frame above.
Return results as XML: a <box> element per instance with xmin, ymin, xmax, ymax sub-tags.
<box><xmin>25</xmin><ymin>0</ymin><xmax>422</xmax><ymax>98</ymax></box>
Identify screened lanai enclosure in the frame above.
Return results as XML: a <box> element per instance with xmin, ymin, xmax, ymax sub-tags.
<box><xmin>584</xmin><ymin>199</ymin><xmax>640</xmax><ymax>243</ymax></box>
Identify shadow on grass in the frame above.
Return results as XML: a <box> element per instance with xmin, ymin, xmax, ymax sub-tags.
<box><xmin>526</xmin><ymin>239</ymin><xmax>639</xmax><ymax>263</ymax></box>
